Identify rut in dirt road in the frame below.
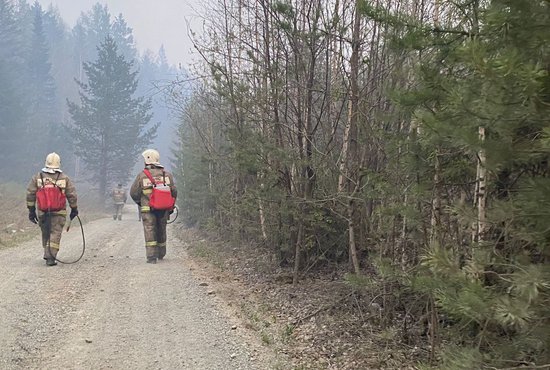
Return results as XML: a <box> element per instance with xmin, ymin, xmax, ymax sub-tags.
<box><xmin>0</xmin><ymin>208</ymin><xmax>261</xmax><ymax>370</ymax></box>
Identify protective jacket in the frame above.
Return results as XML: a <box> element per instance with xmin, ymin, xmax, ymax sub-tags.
<box><xmin>111</xmin><ymin>187</ymin><xmax>127</xmax><ymax>204</ymax></box>
<box><xmin>26</xmin><ymin>171</ymin><xmax>78</xmax><ymax>216</ymax></box>
<box><xmin>130</xmin><ymin>165</ymin><xmax>177</xmax><ymax>213</ymax></box>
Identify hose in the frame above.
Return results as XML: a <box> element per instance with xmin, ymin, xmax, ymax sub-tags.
<box><xmin>167</xmin><ymin>205</ymin><xmax>179</xmax><ymax>224</ymax></box>
<box><xmin>45</xmin><ymin>213</ymin><xmax>86</xmax><ymax>264</ymax></box>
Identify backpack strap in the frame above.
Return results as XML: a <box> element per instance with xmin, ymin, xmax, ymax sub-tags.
<box><xmin>39</xmin><ymin>172</ymin><xmax>61</xmax><ymax>188</ymax></box>
<box><xmin>143</xmin><ymin>169</ymin><xmax>156</xmax><ymax>187</ymax></box>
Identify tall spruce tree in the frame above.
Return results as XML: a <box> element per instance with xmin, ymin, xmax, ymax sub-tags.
<box><xmin>68</xmin><ymin>36</ymin><xmax>158</xmax><ymax>200</ymax></box>
<box><xmin>24</xmin><ymin>2</ymin><xmax>58</xmax><ymax>165</ymax></box>
<box><xmin>111</xmin><ymin>13</ymin><xmax>136</xmax><ymax>62</ymax></box>
<box><xmin>0</xmin><ymin>0</ymin><xmax>28</xmax><ymax>180</ymax></box>
<box><xmin>42</xmin><ymin>4</ymin><xmax>71</xmax><ymax>113</ymax></box>
<box><xmin>78</xmin><ymin>3</ymin><xmax>111</xmax><ymax>63</ymax></box>
<box><xmin>74</xmin><ymin>3</ymin><xmax>139</xmax><ymax>73</ymax></box>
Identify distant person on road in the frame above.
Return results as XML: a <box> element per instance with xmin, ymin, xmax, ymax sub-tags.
<box><xmin>130</xmin><ymin>149</ymin><xmax>177</xmax><ymax>264</ymax></box>
<box><xmin>26</xmin><ymin>152</ymin><xmax>78</xmax><ymax>266</ymax></box>
<box><xmin>110</xmin><ymin>183</ymin><xmax>127</xmax><ymax>221</ymax></box>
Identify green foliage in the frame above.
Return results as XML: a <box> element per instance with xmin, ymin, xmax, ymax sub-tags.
<box><xmin>344</xmin><ymin>272</ymin><xmax>374</xmax><ymax>289</ymax></box>
<box><xmin>281</xmin><ymin>323</ymin><xmax>294</xmax><ymax>344</ymax></box>
<box><xmin>172</xmin><ymin>91</ymin><xmax>225</xmax><ymax>228</ymax></box>
<box><xmin>272</xmin><ymin>1</ymin><xmax>294</xmax><ymax>19</ymax></box>
<box><xmin>418</xmin><ymin>241</ymin><xmax>550</xmax><ymax>365</ymax></box>
<box><xmin>383</xmin><ymin>0</ymin><xmax>550</xmax><ymax>366</ymax></box>
<box><xmin>434</xmin><ymin>346</ymin><xmax>485</xmax><ymax>370</ymax></box>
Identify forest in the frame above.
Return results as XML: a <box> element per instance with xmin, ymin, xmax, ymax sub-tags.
<box><xmin>0</xmin><ymin>0</ymin><xmax>180</xmax><ymax>194</ymax></box>
<box><xmin>176</xmin><ymin>0</ymin><xmax>550</xmax><ymax>368</ymax></box>
<box><xmin>1</xmin><ymin>0</ymin><xmax>549</xmax><ymax>369</ymax></box>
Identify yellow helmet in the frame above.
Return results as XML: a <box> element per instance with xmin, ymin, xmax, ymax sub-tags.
<box><xmin>141</xmin><ymin>149</ymin><xmax>161</xmax><ymax>165</ymax></box>
<box><xmin>45</xmin><ymin>152</ymin><xmax>61</xmax><ymax>169</ymax></box>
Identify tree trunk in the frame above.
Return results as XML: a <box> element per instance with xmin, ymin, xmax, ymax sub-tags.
<box><xmin>430</xmin><ymin>148</ymin><xmax>442</xmax><ymax>245</ymax></box>
<box><xmin>344</xmin><ymin>1</ymin><xmax>362</xmax><ymax>275</ymax></box>
<box><xmin>472</xmin><ymin>126</ymin><xmax>487</xmax><ymax>243</ymax></box>
<box><xmin>293</xmin><ymin>221</ymin><xmax>303</xmax><ymax>285</ymax></box>
<box><xmin>348</xmin><ymin>197</ymin><xmax>361</xmax><ymax>275</ymax></box>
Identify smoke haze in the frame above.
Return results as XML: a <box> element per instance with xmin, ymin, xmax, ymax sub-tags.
<box><xmin>36</xmin><ymin>0</ymin><xmax>202</xmax><ymax>66</ymax></box>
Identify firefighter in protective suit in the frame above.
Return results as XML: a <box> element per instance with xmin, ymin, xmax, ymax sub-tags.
<box><xmin>111</xmin><ymin>183</ymin><xmax>127</xmax><ymax>220</ymax></box>
<box><xmin>26</xmin><ymin>152</ymin><xmax>78</xmax><ymax>266</ymax></box>
<box><xmin>130</xmin><ymin>149</ymin><xmax>177</xmax><ymax>263</ymax></box>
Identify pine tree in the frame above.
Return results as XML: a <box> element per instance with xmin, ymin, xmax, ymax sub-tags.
<box><xmin>42</xmin><ymin>4</ymin><xmax>72</xmax><ymax>114</ymax></box>
<box><xmin>382</xmin><ymin>0</ymin><xmax>550</xmax><ymax>367</ymax></box>
<box><xmin>26</xmin><ymin>2</ymin><xmax>58</xmax><ymax>147</ymax></box>
<box><xmin>68</xmin><ymin>36</ymin><xmax>158</xmax><ymax>200</ymax></box>
<box><xmin>75</xmin><ymin>4</ymin><xmax>138</xmax><ymax>68</ymax></box>
<box><xmin>0</xmin><ymin>65</ymin><xmax>27</xmax><ymax>180</ymax></box>
<box><xmin>78</xmin><ymin>3</ymin><xmax>111</xmax><ymax>63</ymax></box>
<box><xmin>135</xmin><ymin>45</ymin><xmax>182</xmax><ymax>164</ymax></box>
<box><xmin>158</xmin><ymin>45</ymin><xmax>169</xmax><ymax>72</ymax></box>
<box><xmin>111</xmin><ymin>13</ymin><xmax>136</xmax><ymax>62</ymax></box>
<box><xmin>0</xmin><ymin>0</ymin><xmax>28</xmax><ymax>180</ymax></box>
<box><xmin>0</xmin><ymin>0</ymin><xmax>23</xmax><ymax>67</ymax></box>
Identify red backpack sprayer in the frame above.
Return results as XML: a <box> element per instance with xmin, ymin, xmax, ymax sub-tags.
<box><xmin>36</xmin><ymin>173</ymin><xmax>86</xmax><ymax>264</ymax></box>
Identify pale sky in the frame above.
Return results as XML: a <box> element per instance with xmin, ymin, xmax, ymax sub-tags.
<box><xmin>37</xmin><ymin>0</ymin><xmax>203</xmax><ymax>67</ymax></box>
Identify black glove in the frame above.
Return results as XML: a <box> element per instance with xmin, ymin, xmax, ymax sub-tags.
<box><xmin>28</xmin><ymin>207</ymin><xmax>38</xmax><ymax>224</ymax></box>
<box><xmin>70</xmin><ymin>207</ymin><xmax>78</xmax><ymax>220</ymax></box>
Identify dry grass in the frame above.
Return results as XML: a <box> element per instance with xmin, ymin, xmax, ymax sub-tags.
<box><xmin>176</xmin><ymin>226</ymin><xmax>425</xmax><ymax>370</ymax></box>
<box><xmin>0</xmin><ymin>183</ymin><xmax>38</xmax><ymax>249</ymax></box>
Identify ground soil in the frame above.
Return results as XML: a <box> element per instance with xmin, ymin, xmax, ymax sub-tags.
<box><xmin>0</xmin><ymin>207</ymin><xmax>281</xmax><ymax>370</ymax></box>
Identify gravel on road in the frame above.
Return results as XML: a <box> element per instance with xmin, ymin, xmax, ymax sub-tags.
<box><xmin>0</xmin><ymin>209</ymin><xmax>263</xmax><ymax>370</ymax></box>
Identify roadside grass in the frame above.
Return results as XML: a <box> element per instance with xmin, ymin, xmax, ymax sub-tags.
<box><xmin>187</xmin><ymin>238</ymin><xmax>226</xmax><ymax>270</ymax></box>
<box><xmin>0</xmin><ymin>183</ymin><xmax>38</xmax><ymax>249</ymax></box>
<box><xmin>176</xmin><ymin>225</ymin><xmax>423</xmax><ymax>370</ymax></box>
<box><xmin>281</xmin><ymin>324</ymin><xmax>295</xmax><ymax>344</ymax></box>
<box><xmin>179</xmin><ymin>227</ymin><xmax>291</xmax><ymax>368</ymax></box>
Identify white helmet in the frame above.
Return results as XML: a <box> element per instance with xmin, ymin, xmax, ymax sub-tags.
<box><xmin>142</xmin><ymin>149</ymin><xmax>161</xmax><ymax>166</ymax></box>
<box><xmin>45</xmin><ymin>152</ymin><xmax>61</xmax><ymax>169</ymax></box>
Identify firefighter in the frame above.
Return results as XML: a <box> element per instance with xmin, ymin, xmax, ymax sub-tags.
<box><xmin>110</xmin><ymin>183</ymin><xmax>127</xmax><ymax>220</ymax></box>
<box><xmin>130</xmin><ymin>149</ymin><xmax>177</xmax><ymax>263</ymax></box>
<box><xmin>26</xmin><ymin>152</ymin><xmax>78</xmax><ymax>266</ymax></box>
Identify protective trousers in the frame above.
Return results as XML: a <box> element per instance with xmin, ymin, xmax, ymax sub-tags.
<box><xmin>39</xmin><ymin>213</ymin><xmax>66</xmax><ymax>259</ymax></box>
<box><xmin>113</xmin><ymin>203</ymin><xmax>124</xmax><ymax>220</ymax></box>
<box><xmin>141</xmin><ymin>210</ymin><xmax>169</xmax><ymax>259</ymax></box>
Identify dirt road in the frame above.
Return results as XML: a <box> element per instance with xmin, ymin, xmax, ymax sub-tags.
<box><xmin>0</xmin><ymin>209</ymin><xmax>262</xmax><ymax>370</ymax></box>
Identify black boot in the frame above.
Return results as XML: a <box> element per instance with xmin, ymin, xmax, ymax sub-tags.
<box><xmin>46</xmin><ymin>258</ymin><xmax>57</xmax><ymax>266</ymax></box>
<box><xmin>146</xmin><ymin>257</ymin><xmax>157</xmax><ymax>264</ymax></box>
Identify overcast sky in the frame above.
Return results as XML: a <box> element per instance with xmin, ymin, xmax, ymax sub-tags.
<box><xmin>37</xmin><ymin>0</ymin><xmax>203</xmax><ymax>67</ymax></box>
